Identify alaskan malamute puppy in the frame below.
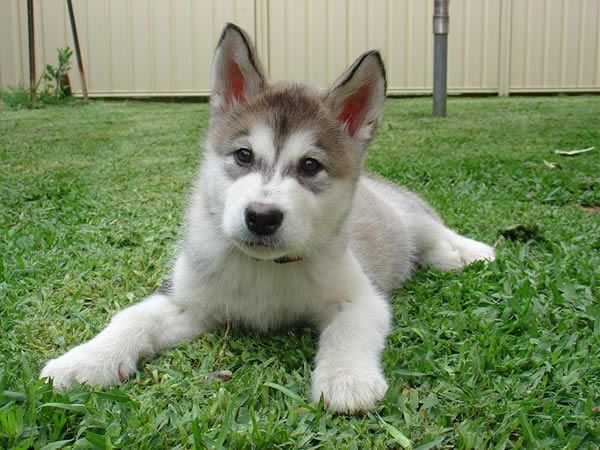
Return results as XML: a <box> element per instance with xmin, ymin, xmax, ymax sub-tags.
<box><xmin>41</xmin><ymin>24</ymin><xmax>495</xmax><ymax>413</ymax></box>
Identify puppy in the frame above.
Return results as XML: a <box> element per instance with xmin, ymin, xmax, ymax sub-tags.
<box><xmin>41</xmin><ymin>23</ymin><xmax>495</xmax><ymax>413</ymax></box>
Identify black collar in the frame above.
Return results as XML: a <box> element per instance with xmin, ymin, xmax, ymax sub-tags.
<box><xmin>273</xmin><ymin>255</ymin><xmax>303</xmax><ymax>264</ymax></box>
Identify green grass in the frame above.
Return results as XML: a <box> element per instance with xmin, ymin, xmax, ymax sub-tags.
<box><xmin>1</xmin><ymin>96</ymin><xmax>599</xmax><ymax>449</ymax></box>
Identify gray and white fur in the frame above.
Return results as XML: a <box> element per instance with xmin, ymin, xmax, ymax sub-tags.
<box><xmin>40</xmin><ymin>24</ymin><xmax>495</xmax><ymax>413</ymax></box>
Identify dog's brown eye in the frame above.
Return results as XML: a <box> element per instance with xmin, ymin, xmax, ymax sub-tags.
<box><xmin>234</xmin><ymin>148</ymin><xmax>253</xmax><ymax>166</ymax></box>
<box><xmin>300</xmin><ymin>158</ymin><xmax>322</xmax><ymax>176</ymax></box>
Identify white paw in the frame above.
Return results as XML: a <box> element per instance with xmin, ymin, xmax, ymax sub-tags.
<box><xmin>455</xmin><ymin>237</ymin><xmax>495</xmax><ymax>266</ymax></box>
<box><xmin>425</xmin><ymin>234</ymin><xmax>495</xmax><ymax>271</ymax></box>
<box><xmin>311</xmin><ymin>365</ymin><xmax>388</xmax><ymax>414</ymax></box>
<box><xmin>40</xmin><ymin>343</ymin><xmax>136</xmax><ymax>390</ymax></box>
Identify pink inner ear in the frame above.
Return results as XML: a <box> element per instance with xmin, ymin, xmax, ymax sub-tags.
<box><xmin>226</xmin><ymin>62</ymin><xmax>245</xmax><ymax>105</ymax></box>
<box><xmin>336</xmin><ymin>84</ymin><xmax>370</xmax><ymax>137</ymax></box>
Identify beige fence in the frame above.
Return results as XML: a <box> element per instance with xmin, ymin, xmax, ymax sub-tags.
<box><xmin>1</xmin><ymin>0</ymin><xmax>599</xmax><ymax>97</ymax></box>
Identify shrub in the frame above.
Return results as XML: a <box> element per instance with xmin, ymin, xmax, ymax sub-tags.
<box><xmin>0</xmin><ymin>47</ymin><xmax>76</xmax><ymax>110</ymax></box>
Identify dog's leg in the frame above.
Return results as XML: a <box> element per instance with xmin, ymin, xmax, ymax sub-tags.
<box><xmin>40</xmin><ymin>290</ymin><xmax>205</xmax><ymax>389</ymax></box>
<box><xmin>419</xmin><ymin>220</ymin><xmax>495</xmax><ymax>271</ymax></box>
<box><xmin>311</xmin><ymin>258</ymin><xmax>392</xmax><ymax>413</ymax></box>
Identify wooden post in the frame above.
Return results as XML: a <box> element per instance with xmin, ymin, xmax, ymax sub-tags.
<box><xmin>27</xmin><ymin>0</ymin><xmax>36</xmax><ymax>102</ymax></box>
<box><xmin>66</xmin><ymin>0</ymin><xmax>89</xmax><ymax>101</ymax></box>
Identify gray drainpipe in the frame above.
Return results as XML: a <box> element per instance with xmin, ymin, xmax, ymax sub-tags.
<box><xmin>433</xmin><ymin>0</ymin><xmax>450</xmax><ymax>117</ymax></box>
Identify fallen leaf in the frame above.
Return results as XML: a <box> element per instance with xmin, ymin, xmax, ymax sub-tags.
<box><xmin>554</xmin><ymin>146</ymin><xmax>595</xmax><ymax>156</ymax></box>
<box><xmin>203</xmin><ymin>369</ymin><xmax>233</xmax><ymax>382</ymax></box>
<box><xmin>543</xmin><ymin>160</ymin><xmax>559</xmax><ymax>169</ymax></box>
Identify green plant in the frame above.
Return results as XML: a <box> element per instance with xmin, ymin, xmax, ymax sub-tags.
<box><xmin>39</xmin><ymin>47</ymin><xmax>73</xmax><ymax>100</ymax></box>
<box><xmin>0</xmin><ymin>47</ymin><xmax>75</xmax><ymax>109</ymax></box>
<box><xmin>0</xmin><ymin>86</ymin><xmax>33</xmax><ymax>109</ymax></box>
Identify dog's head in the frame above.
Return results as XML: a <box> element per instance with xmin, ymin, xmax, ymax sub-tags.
<box><xmin>202</xmin><ymin>23</ymin><xmax>386</xmax><ymax>261</ymax></box>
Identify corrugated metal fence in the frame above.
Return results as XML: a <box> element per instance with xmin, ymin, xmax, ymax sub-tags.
<box><xmin>1</xmin><ymin>0</ymin><xmax>599</xmax><ymax>97</ymax></box>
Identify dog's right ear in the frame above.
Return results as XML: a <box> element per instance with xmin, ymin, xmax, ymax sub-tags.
<box><xmin>210</xmin><ymin>23</ymin><xmax>266</xmax><ymax>118</ymax></box>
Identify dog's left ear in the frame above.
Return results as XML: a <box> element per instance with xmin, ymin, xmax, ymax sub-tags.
<box><xmin>326</xmin><ymin>51</ymin><xmax>387</xmax><ymax>143</ymax></box>
<box><xmin>211</xmin><ymin>23</ymin><xmax>266</xmax><ymax>118</ymax></box>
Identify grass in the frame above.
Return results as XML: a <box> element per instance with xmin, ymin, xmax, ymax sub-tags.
<box><xmin>0</xmin><ymin>96</ymin><xmax>599</xmax><ymax>449</ymax></box>
<box><xmin>0</xmin><ymin>86</ymin><xmax>78</xmax><ymax>110</ymax></box>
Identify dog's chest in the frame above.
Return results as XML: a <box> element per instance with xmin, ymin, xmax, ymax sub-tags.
<box><xmin>200</xmin><ymin>258</ymin><xmax>333</xmax><ymax>330</ymax></box>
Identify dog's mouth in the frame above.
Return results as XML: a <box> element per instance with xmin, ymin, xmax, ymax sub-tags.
<box><xmin>236</xmin><ymin>236</ymin><xmax>284</xmax><ymax>249</ymax></box>
<box><xmin>238</xmin><ymin>238</ymin><xmax>280</xmax><ymax>248</ymax></box>
<box><xmin>233</xmin><ymin>237</ymin><xmax>301</xmax><ymax>262</ymax></box>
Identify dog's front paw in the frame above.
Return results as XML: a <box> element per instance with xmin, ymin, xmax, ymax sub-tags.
<box><xmin>40</xmin><ymin>343</ymin><xmax>136</xmax><ymax>390</ymax></box>
<box><xmin>311</xmin><ymin>365</ymin><xmax>388</xmax><ymax>414</ymax></box>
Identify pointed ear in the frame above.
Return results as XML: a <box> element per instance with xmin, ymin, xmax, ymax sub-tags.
<box><xmin>211</xmin><ymin>23</ymin><xmax>266</xmax><ymax>117</ymax></box>
<box><xmin>326</xmin><ymin>51</ymin><xmax>387</xmax><ymax>142</ymax></box>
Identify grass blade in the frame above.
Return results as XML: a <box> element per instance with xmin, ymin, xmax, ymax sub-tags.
<box><xmin>214</xmin><ymin>400</ymin><xmax>235</xmax><ymax>449</ymax></box>
<box><xmin>378</xmin><ymin>416</ymin><xmax>412</xmax><ymax>449</ymax></box>
<box><xmin>191</xmin><ymin>417</ymin><xmax>202</xmax><ymax>450</ymax></box>
<box><xmin>39</xmin><ymin>403</ymin><xmax>87</xmax><ymax>413</ymax></box>
<box><xmin>40</xmin><ymin>439</ymin><xmax>74</xmax><ymax>450</ymax></box>
<box><xmin>518</xmin><ymin>412</ymin><xmax>538</xmax><ymax>446</ymax></box>
<box><xmin>263</xmin><ymin>381</ymin><xmax>305</xmax><ymax>403</ymax></box>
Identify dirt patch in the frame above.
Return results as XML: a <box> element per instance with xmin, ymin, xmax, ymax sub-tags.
<box><xmin>500</xmin><ymin>224</ymin><xmax>544</xmax><ymax>242</ymax></box>
<box><xmin>579</xmin><ymin>205</ymin><xmax>600</xmax><ymax>215</ymax></box>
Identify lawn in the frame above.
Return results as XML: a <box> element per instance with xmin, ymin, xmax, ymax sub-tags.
<box><xmin>1</xmin><ymin>96</ymin><xmax>599</xmax><ymax>449</ymax></box>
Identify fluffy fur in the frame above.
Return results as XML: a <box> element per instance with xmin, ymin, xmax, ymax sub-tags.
<box><xmin>40</xmin><ymin>23</ymin><xmax>495</xmax><ymax>413</ymax></box>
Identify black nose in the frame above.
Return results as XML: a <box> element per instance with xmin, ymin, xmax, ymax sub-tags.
<box><xmin>245</xmin><ymin>203</ymin><xmax>284</xmax><ymax>236</ymax></box>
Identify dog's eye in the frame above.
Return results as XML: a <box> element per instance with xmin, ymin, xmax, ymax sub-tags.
<box><xmin>300</xmin><ymin>158</ymin><xmax>322</xmax><ymax>176</ymax></box>
<box><xmin>234</xmin><ymin>148</ymin><xmax>253</xmax><ymax>166</ymax></box>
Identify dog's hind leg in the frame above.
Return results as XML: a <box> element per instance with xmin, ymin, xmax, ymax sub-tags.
<box><xmin>358</xmin><ymin>177</ymin><xmax>495</xmax><ymax>272</ymax></box>
<box><xmin>40</xmin><ymin>291</ymin><xmax>205</xmax><ymax>389</ymax></box>
<box><xmin>417</xmin><ymin>219</ymin><xmax>495</xmax><ymax>271</ymax></box>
